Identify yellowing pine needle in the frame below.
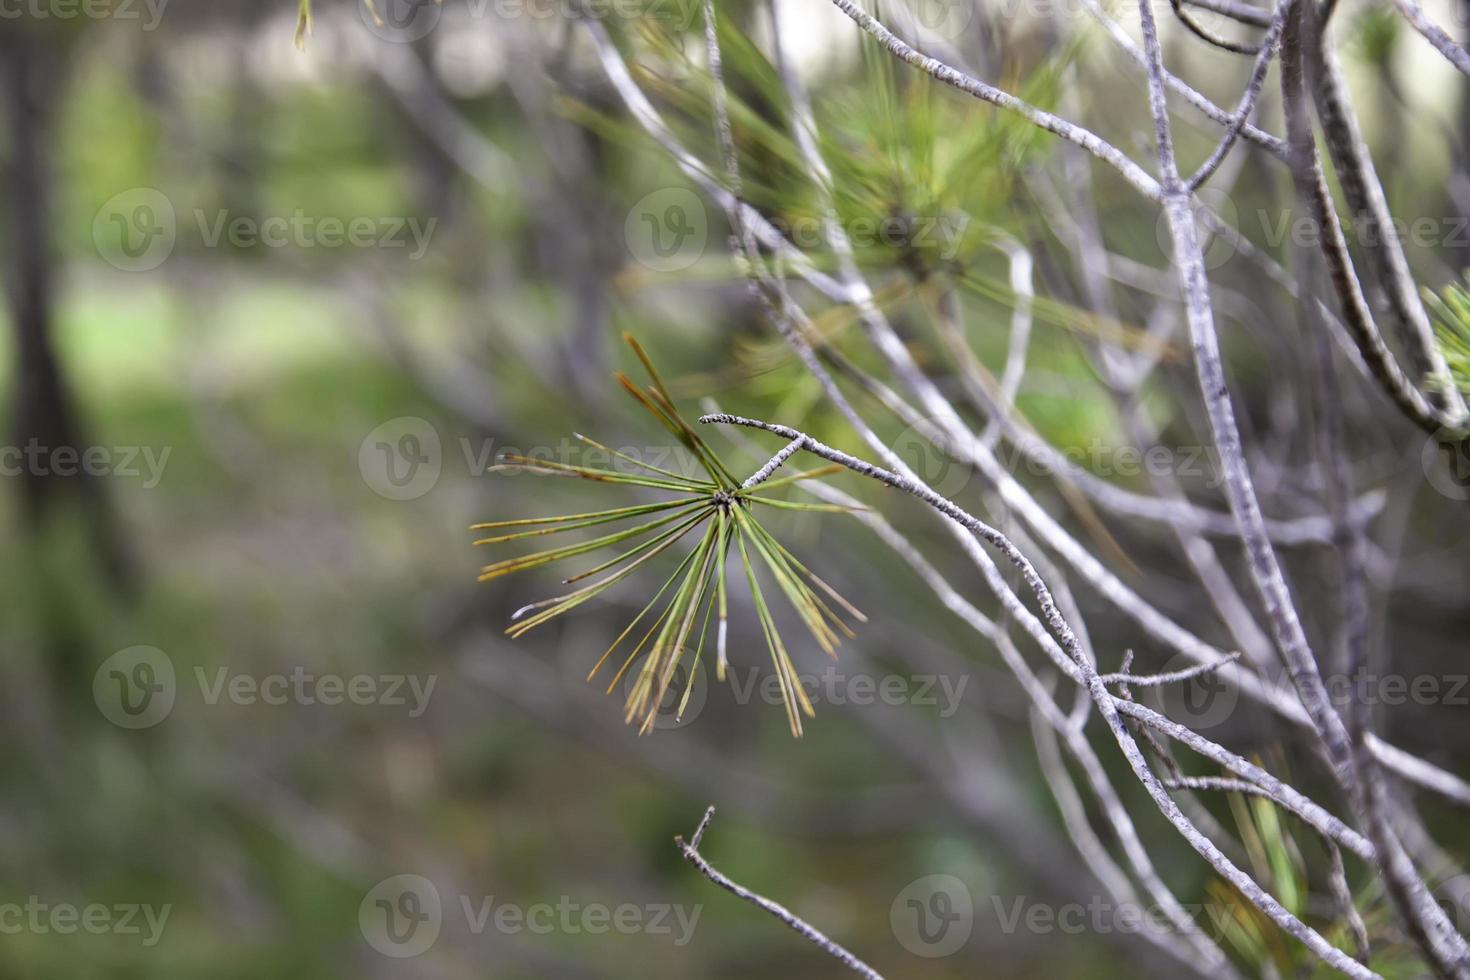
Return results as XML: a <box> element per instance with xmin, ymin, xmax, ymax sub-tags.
<box><xmin>475</xmin><ymin>335</ymin><xmax>863</xmax><ymax>736</ymax></box>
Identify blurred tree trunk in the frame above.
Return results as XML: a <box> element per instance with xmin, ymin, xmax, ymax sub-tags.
<box><xmin>2</xmin><ymin>32</ymin><xmax>134</xmax><ymax>600</ymax></box>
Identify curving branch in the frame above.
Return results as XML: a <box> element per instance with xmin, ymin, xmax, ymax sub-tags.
<box><xmin>702</xmin><ymin>411</ymin><xmax>1380</xmax><ymax>980</ymax></box>
<box><xmin>1389</xmin><ymin>0</ymin><xmax>1470</xmax><ymax>78</ymax></box>
<box><xmin>572</xmin><ymin>7</ymin><xmax>1470</xmax><ymax>974</ymax></box>
<box><xmin>1306</xmin><ymin>22</ymin><xmax>1470</xmax><ymax>431</ymax></box>
<box><xmin>1186</xmin><ymin>0</ymin><xmax>1295</xmax><ymax>189</ymax></box>
<box><xmin>825</xmin><ymin>0</ymin><xmax>1163</xmax><ymax>198</ymax></box>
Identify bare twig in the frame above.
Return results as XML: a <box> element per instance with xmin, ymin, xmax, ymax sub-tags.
<box><xmin>1186</xmin><ymin>0</ymin><xmax>1295</xmax><ymax>189</ymax></box>
<box><xmin>1390</xmin><ymin>0</ymin><xmax>1470</xmax><ymax>78</ymax></box>
<box><xmin>1100</xmin><ymin>652</ymin><xmax>1243</xmax><ymax>687</ymax></box>
<box><xmin>676</xmin><ymin>807</ymin><xmax>886</xmax><ymax>980</ymax></box>
<box><xmin>701</xmin><ymin>412</ymin><xmax>1380</xmax><ymax>979</ymax></box>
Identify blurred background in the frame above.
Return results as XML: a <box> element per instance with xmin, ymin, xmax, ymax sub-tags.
<box><xmin>3</xmin><ymin>0</ymin><xmax>1470</xmax><ymax>976</ymax></box>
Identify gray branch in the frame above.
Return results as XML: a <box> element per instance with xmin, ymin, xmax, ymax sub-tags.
<box><xmin>676</xmin><ymin>807</ymin><xmax>886</xmax><ymax>980</ymax></box>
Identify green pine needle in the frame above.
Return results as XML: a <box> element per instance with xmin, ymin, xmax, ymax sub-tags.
<box><xmin>475</xmin><ymin>335</ymin><xmax>863</xmax><ymax>736</ymax></box>
<box><xmin>1428</xmin><ymin>271</ymin><xmax>1470</xmax><ymax>395</ymax></box>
